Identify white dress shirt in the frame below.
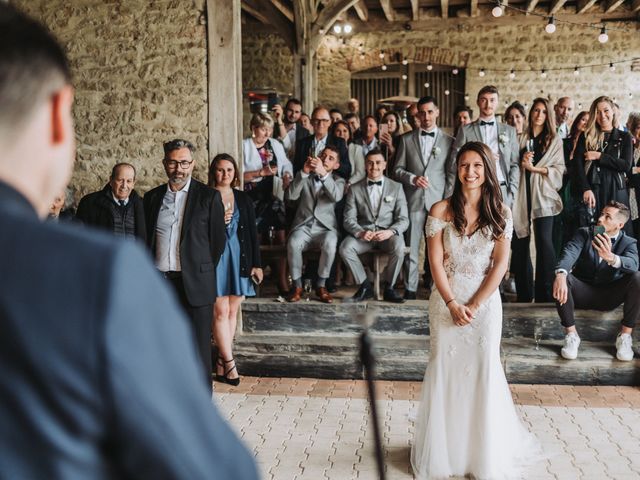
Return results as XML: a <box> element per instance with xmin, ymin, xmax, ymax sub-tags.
<box><xmin>112</xmin><ymin>193</ymin><xmax>129</xmax><ymax>206</ymax></box>
<box><xmin>419</xmin><ymin>127</ymin><xmax>438</xmax><ymax>164</ymax></box>
<box><xmin>282</xmin><ymin>124</ymin><xmax>297</xmax><ymax>159</ymax></box>
<box><xmin>479</xmin><ymin>117</ymin><xmax>505</xmax><ymax>183</ymax></box>
<box><xmin>367</xmin><ymin>176</ymin><xmax>384</xmax><ymax>216</ymax></box>
<box><xmin>557</xmin><ymin>123</ymin><xmax>569</xmax><ymax>139</ymax></box>
<box><xmin>155</xmin><ymin>177</ymin><xmax>191</xmax><ymax>272</ymax></box>
<box><xmin>312</xmin><ymin>135</ymin><xmax>328</xmax><ymax>157</ymax></box>
<box><xmin>362</xmin><ymin>136</ymin><xmax>378</xmax><ymax>157</ymax></box>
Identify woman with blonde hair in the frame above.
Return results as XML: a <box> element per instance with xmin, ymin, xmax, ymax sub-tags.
<box><xmin>510</xmin><ymin>98</ymin><xmax>565</xmax><ymax>302</ymax></box>
<box><xmin>573</xmin><ymin>96</ymin><xmax>633</xmax><ymax>231</ymax></box>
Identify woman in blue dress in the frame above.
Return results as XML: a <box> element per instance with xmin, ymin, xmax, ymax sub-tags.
<box><xmin>208</xmin><ymin>153</ymin><xmax>262</xmax><ymax>386</ymax></box>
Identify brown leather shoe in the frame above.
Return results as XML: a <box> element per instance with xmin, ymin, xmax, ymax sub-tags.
<box><xmin>316</xmin><ymin>287</ymin><xmax>333</xmax><ymax>304</ymax></box>
<box><xmin>287</xmin><ymin>287</ymin><xmax>303</xmax><ymax>302</ymax></box>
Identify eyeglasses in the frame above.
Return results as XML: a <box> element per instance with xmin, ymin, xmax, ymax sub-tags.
<box><xmin>164</xmin><ymin>159</ymin><xmax>194</xmax><ymax>169</ymax></box>
<box><xmin>312</xmin><ymin>118</ymin><xmax>331</xmax><ymax>124</ymax></box>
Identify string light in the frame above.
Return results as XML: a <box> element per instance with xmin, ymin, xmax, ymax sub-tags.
<box><xmin>379</xmin><ymin>50</ymin><xmax>385</xmax><ymax>59</ymax></box>
<box><xmin>609</xmin><ymin>62</ymin><xmax>616</xmax><ymax>71</ymax></box>
<box><xmin>574</xmin><ymin>67</ymin><xmax>580</xmax><ymax>76</ymax></box>
<box><xmin>540</xmin><ymin>69</ymin><xmax>547</xmax><ymax>78</ymax></box>
<box><xmin>343</xmin><ymin>24</ymin><xmax>353</xmax><ymax>34</ymax></box>
<box><xmin>509</xmin><ymin>69</ymin><xmax>516</xmax><ymax>79</ymax></box>
<box><xmin>629</xmin><ymin>93</ymin><xmax>634</xmax><ymax>99</ymax></box>
<box><xmin>402</xmin><ymin>57</ymin><xmax>408</xmax><ymax>65</ymax></box>
<box><xmin>381</xmin><ymin>64</ymin><xmax>387</xmax><ymax>71</ymax></box>
<box><xmin>402</xmin><ymin>74</ymin><xmax>408</xmax><ymax>80</ymax></box>
<box><xmin>359</xmin><ymin>53</ymin><xmax>365</xmax><ymax>60</ymax></box>
<box><xmin>424</xmin><ymin>82</ymin><xmax>430</xmax><ymax>88</ymax></box>
<box><xmin>479</xmin><ymin>68</ymin><xmax>485</xmax><ymax>77</ymax></box>
<box><xmin>452</xmin><ymin>68</ymin><xmax>459</xmax><ymax>75</ymax></box>
<box><xmin>491</xmin><ymin>2</ymin><xmax>503</xmax><ymax>17</ymax></box>
<box><xmin>333</xmin><ymin>24</ymin><xmax>342</xmax><ymax>34</ymax></box>
<box><xmin>545</xmin><ymin>17</ymin><xmax>556</xmax><ymax>34</ymax></box>
<box><xmin>427</xmin><ymin>63</ymin><xmax>433</xmax><ymax>71</ymax></box>
<box><xmin>464</xmin><ymin>94</ymin><xmax>470</xmax><ymax>101</ymax></box>
<box><xmin>598</xmin><ymin>27</ymin><xmax>608</xmax><ymax>43</ymax></box>
<box><xmin>444</xmin><ymin>89</ymin><xmax>450</xmax><ymax>95</ymax></box>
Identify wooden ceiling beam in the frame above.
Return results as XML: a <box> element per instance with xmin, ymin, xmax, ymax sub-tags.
<box><xmin>632</xmin><ymin>0</ymin><xmax>640</xmax><ymax>12</ymax></box>
<box><xmin>576</xmin><ymin>0</ymin><xmax>598</xmax><ymax>13</ymax></box>
<box><xmin>310</xmin><ymin>0</ymin><xmax>360</xmax><ymax>49</ymax></box>
<box><xmin>470</xmin><ymin>0</ymin><xmax>479</xmax><ymax>17</ymax></box>
<box><xmin>549</xmin><ymin>0</ymin><xmax>568</xmax><ymax>14</ymax></box>
<box><xmin>410</xmin><ymin>0</ymin><xmax>421</xmax><ymax>20</ymax></box>
<box><xmin>353</xmin><ymin>0</ymin><xmax>369</xmax><ymax>21</ymax></box>
<box><xmin>526</xmin><ymin>0</ymin><xmax>540</xmax><ymax>13</ymax></box>
<box><xmin>380</xmin><ymin>0</ymin><xmax>397</xmax><ymax>21</ymax></box>
<box><xmin>270</xmin><ymin>0</ymin><xmax>294</xmax><ymax>22</ymax></box>
<box><xmin>605</xmin><ymin>0</ymin><xmax>626</xmax><ymax>13</ymax></box>
<box><xmin>241</xmin><ymin>2</ymin><xmax>270</xmax><ymax>24</ymax></box>
<box><xmin>242</xmin><ymin>0</ymin><xmax>295</xmax><ymax>51</ymax></box>
<box><xmin>440</xmin><ymin>0</ymin><xmax>448</xmax><ymax>19</ymax></box>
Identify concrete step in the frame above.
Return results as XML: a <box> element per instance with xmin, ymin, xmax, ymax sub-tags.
<box><xmin>234</xmin><ymin>332</ymin><xmax>640</xmax><ymax>385</ymax></box>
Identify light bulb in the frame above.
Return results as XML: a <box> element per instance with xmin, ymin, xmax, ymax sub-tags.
<box><xmin>333</xmin><ymin>24</ymin><xmax>342</xmax><ymax>34</ymax></box>
<box><xmin>609</xmin><ymin>62</ymin><xmax>616</xmax><ymax>71</ymax></box>
<box><xmin>319</xmin><ymin>28</ymin><xmax>325</xmax><ymax>35</ymax></box>
<box><xmin>509</xmin><ymin>70</ymin><xmax>515</xmax><ymax>79</ymax></box>
<box><xmin>343</xmin><ymin>24</ymin><xmax>352</xmax><ymax>34</ymax></box>
<box><xmin>359</xmin><ymin>53</ymin><xmax>365</xmax><ymax>60</ymax></box>
<box><xmin>578</xmin><ymin>103</ymin><xmax>582</xmax><ymax>109</ymax></box>
<box><xmin>424</xmin><ymin>82</ymin><xmax>430</xmax><ymax>88</ymax></box>
<box><xmin>598</xmin><ymin>27</ymin><xmax>608</xmax><ymax>43</ymax></box>
<box><xmin>452</xmin><ymin>68</ymin><xmax>459</xmax><ymax>75</ymax></box>
<box><xmin>629</xmin><ymin>93</ymin><xmax>634</xmax><ymax>99</ymax></box>
<box><xmin>402</xmin><ymin>58</ymin><xmax>408</xmax><ymax>65</ymax></box>
<box><xmin>479</xmin><ymin>69</ymin><xmax>485</xmax><ymax>77</ymax></box>
<box><xmin>381</xmin><ymin>64</ymin><xmax>387</xmax><ymax>71</ymax></box>
<box><xmin>444</xmin><ymin>89</ymin><xmax>450</xmax><ymax>95</ymax></box>
<box><xmin>540</xmin><ymin>69</ymin><xmax>547</xmax><ymax>78</ymax></box>
<box><xmin>464</xmin><ymin>94</ymin><xmax>470</xmax><ymax>101</ymax></box>
<box><xmin>379</xmin><ymin>50</ymin><xmax>385</xmax><ymax>59</ymax></box>
<box><xmin>427</xmin><ymin>63</ymin><xmax>433</xmax><ymax>71</ymax></box>
<box><xmin>402</xmin><ymin>74</ymin><xmax>408</xmax><ymax>80</ymax></box>
<box><xmin>492</xmin><ymin>4</ymin><xmax>503</xmax><ymax>17</ymax></box>
<box><xmin>545</xmin><ymin>17</ymin><xmax>556</xmax><ymax>34</ymax></box>
<box><xmin>574</xmin><ymin>67</ymin><xmax>580</xmax><ymax>76</ymax></box>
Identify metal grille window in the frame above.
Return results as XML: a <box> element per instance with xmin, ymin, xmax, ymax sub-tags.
<box><xmin>415</xmin><ymin>69</ymin><xmax>466</xmax><ymax>130</ymax></box>
<box><xmin>351</xmin><ymin>71</ymin><xmax>400</xmax><ymax>118</ymax></box>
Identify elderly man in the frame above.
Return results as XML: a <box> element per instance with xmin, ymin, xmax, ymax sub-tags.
<box><xmin>75</xmin><ymin>162</ymin><xmax>146</xmax><ymax>240</ymax></box>
<box><xmin>554</xmin><ymin>96</ymin><xmax>575</xmax><ymax>139</ymax></box>
<box><xmin>0</xmin><ymin>5</ymin><xmax>256</xmax><ymax>479</ymax></box>
<box><xmin>144</xmin><ymin>139</ymin><xmax>226</xmax><ymax>385</ymax></box>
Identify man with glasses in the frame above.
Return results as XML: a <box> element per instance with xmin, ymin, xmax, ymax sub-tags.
<box><xmin>144</xmin><ymin>139</ymin><xmax>226</xmax><ymax>386</ymax></box>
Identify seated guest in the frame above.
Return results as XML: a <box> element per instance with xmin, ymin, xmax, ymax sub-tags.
<box><xmin>331</xmin><ymin>120</ymin><xmax>365</xmax><ymax>185</ymax></box>
<box><xmin>48</xmin><ymin>188</ymin><xmax>75</xmax><ymax>222</ymax></box>
<box><xmin>340</xmin><ymin>149</ymin><xmax>409</xmax><ymax>303</ymax></box>
<box><xmin>356</xmin><ymin>115</ymin><xmax>379</xmax><ymax>157</ymax></box>
<box><xmin>285</xmin><ymin>145</ymin><xmax>345</xmax><ymax>303</ymax></box>
<box><xmin>453</xmin><ymin>105</ymin><xmax>473</xmax><ymax>138</ymax></box>
<box><xmin>553</xmin><ymin>202</ymin><xmax>639</xmax><ymax>361</ymax></box>
<box><xmin>75</xmin><ymin>163</ymin><xmax>146</xmax><ymax>241</ymax></box>
<box><xmin>243</xmin><ymin>112</ymin><xmax>293</xmax><ymax>294</ymax></box>
<box><xmin>329</xmin><ymin>108</ymin><xmax>343</xmax><ymax>124</ymax></box>
<box><xmin>208</xmin><ymin>154</ymin><xmax>262</xmax><ymax>386</ymax></box>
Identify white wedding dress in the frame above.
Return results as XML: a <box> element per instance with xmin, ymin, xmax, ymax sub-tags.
<box><xmin>411</xmin><ymin>214</ymin><xmax>539</xmax><ymax>480</ymax></box>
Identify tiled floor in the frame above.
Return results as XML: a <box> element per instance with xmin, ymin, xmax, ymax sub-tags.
<box><xmin>213</xmin><ymin>378</ymin><xmax>640</xmax><ymax>480</ymax></box>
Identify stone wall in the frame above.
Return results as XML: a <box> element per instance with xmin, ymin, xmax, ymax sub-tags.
<box><xmin>13</xmin><ymin>0</ymin><xmax>209</xmax><ymax>199</ymax></box>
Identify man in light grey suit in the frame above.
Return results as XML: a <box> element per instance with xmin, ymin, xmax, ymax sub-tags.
<box><xmin>340</xmin><ymin>149</ymin><xmax>410</xmax><ymax>303</ymax></box>
<box><xmin>395</xmin><ymin>96</ymin><xmax>454</xmax><ymax>299</ymax></box>
<box><xmin>447</xmin><ymin>85</ymin><xmax>519</xmax><ymax>206</ymax></box>
<box><xmin>285</xmin><ymin>145</ymin><xmax>345</xmax><ymax>303</ymax></box>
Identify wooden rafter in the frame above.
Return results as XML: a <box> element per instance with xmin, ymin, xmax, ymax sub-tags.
<box><xmin>549</xmin><ymin>0</ymin><xmax>567</xmax><ymax>14</ymax></box>
<box><xmin>353</xmin><ymin>0</ymin><xmax>369</xmax><ymax>21</ymax></box>
<box><xmin>526</xmin><ymin>0</ymin><xmax>540</xmax><ymax>13</ymax></box>
<box><xmin>243</xmin><ymin>0</ymin><xmax>295</xmax><ymax>51</ymax></box>
<box><xmin>410</xmin><ymin>0</ymin><xmax>421</xmax><ymax>20</ymax></box>
<box><xmin>440</xmin><ymin>0</ymin><xmax>448</xmax><ymax>19</ymax></box>
<box><xmin>380</xmin><ymin>0</ymin><xmax>397</xmax><ymax>22</ymax></box>
<box><xmin>470</xmin><ymin>0</ymin><xmax>479</xmax><ymax>17</ymax></box>
<box><xmin>632</xmin><ymin>0</ymin><xmax>640</xmax><ymax>11</ymax></box>
<box><xmin>576</xmin><ymin>0</ymin><xmax>598</xmax><ymax>13</ymax></box>
<box><xmin>313</xmin><ymin>0</ymin><xmax>359</xmax><ymax>34</ymax></box>
<box><xmin>241</xmin><ymin>2</ymin><xmax>270</xmax><ymax>23</ymax></box>
<box><xmin>270</xmin><ymin>0</ymin><xmax>294</xmax><ymax>22</ymax></box>
<box><xmin>605</xmin><ymin>0</ymin><xmax>626</xmax><ymax>12</ymax></box>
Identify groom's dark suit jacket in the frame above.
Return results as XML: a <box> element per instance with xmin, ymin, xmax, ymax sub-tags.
<box><xmin>556</xmin><ymin>227</ymin><xmax>638</xmax><ymax>285</ymax></box>
<box><xmin>143</xmin><ymin>178</ymin><xmax>226</xmax><ymax>307</ymax></box>
<box><xmin>0</xmin><ymin>181</ymin><xmax>257</xmax><ymax>479</ymax></box>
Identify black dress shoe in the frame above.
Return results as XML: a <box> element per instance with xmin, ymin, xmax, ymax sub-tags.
<box><xmin>404</xmin><ymin>290</ymin><xmax>417</xmax><ymax>300</ymax></box>
<box><xmin>352</xmin><ymin>284</ymin><xmax>374</xmax><ymax>302</ymax></box>
<box><xmin>384</xmin><ymin>288</ymin><xmax>405</xmax><ymax>303</ymax></box>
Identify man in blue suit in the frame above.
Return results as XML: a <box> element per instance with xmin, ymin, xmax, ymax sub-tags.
<box><xmin>0</xmin><ymin>5</ymin><xmax>257</xmax><ymax>479</ymax></box>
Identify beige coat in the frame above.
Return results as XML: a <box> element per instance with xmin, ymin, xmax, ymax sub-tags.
<box><xmin>513</xmin><ymin>134</ymin><xmax>566</xmax><ymax>239</ymax></box>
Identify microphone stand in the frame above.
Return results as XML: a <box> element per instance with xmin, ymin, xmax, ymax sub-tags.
<box><xmin>359</xmin><ymin>311</ymin><xmax>386</xmax><ymax>480</ymax></box>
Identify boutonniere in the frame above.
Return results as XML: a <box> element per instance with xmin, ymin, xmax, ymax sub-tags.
<box><xmin>499</xmin><ymin>132</ymin><xmax>508</xmax><ymax>146</ymax></box>
<box><xmin>431</xmin><ymin>146</ymin><xmax>442</xmax><ymax>156</ymax></box>
<box><xmin>384</xmin><ymin>195</ymin><xmax>394</xmax><ymax>203</ymax></box>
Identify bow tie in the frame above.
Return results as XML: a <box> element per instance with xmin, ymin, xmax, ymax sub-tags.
<box><xmin>368</xmin><ymin>180</ymin><xmax>382</xmax><ymax>186</ymax></box>
<box><xmin>313</xmin><ymin>175</ymin><xmax>323</xmax><ymax>183</ymax></box>
<box><xmin>480</xmin><ymin>121</ymin><xmax>495</xmax><ymax>126</ymax></box>
<box><xmin>421</xmin><ymin>131</ymin><xmax>435</xmax><ymax>137</ymax></box>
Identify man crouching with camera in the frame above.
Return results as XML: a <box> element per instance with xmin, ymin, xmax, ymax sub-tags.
<box><xmin>553</xmin><ymin>201</ymin><xmax>639</xmax><ymax>361</ymax></box>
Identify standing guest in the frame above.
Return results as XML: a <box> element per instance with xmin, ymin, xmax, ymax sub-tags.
<box><xmin>285</xmin><ymin>146</ymin><xmax>345</xmax><ymax>303</ymax></box>
<box><xmin>453</xmin><ymin>105</ymin><xmax>473</xmax><ymax>138</ymax></box>
<box><xmin>75</xmin><ymin>163</ymin><xmax>146</xmax><ymax>241</ymax></box>
<box><xmin>406</xmin><ymin>103</ymin><xmax>421</xmax><ymax>131</ymax></box>
<box><xmin>347</xmin><ymin>98</ymin><xmax>360</xmax><ymax>116</ymax></box>
<box><xmin>395</xmin><ymin>96</ymin><xmax>454</xmax><ymax>299</ymax></box>
<box><xmin>0</xmin><ymin>5</ymin><xmax>257</xmax><ymax>477</ymax></box>
<box><xmin>144</xmin><ymin>139</ymin><xmax>226</xmax><ymax>386</ymax></box>
<box><xmin>625</xmin><ymin>112</ymin><xmax>640</xmax><ymax>238</ymax></box>
<box><xmin>511</xmin><ymin>98</ymin><xmax>565</xmax><ymax>302</ymax></box>
<box><xmin>553</xmin><ymin>202</ymin><xmax>639</xmax><ymax>361</ymax></box>
<box><xmin>293</xmin><ymin>106</ymin><xmax>351</xmax><ymax>180</ymax></box>
<box><xmin>332</xmin><ymin>119</ymin><xmax>366</xmax><ymax>185</ymax></box>
<box><xmin>345</xmin><ymin>112</ymin><xmax>362</xmax><ymax>141</ymax></box>
<box><xmin>300</xmin><ymin>113</ymin><xmax>313</xmax><ymax>133</ymax></box>
<box><xmin>379</xmin><ymin>110</ymin><xmax>403</xmax><ymax>173</ymax></box>
<box><xmin>340</xmin><ymin>149</ymin><xmax>409</xmax><ymax>303</ymax></box>
<box><xmin>356</xmin><ymin>115</ymin><xmax>379</xmax><ymax>157</ymax></box>
<box><xmin>375</xmin><ymin>105</ymin><xmax>388</xmax><ymax>125</ymax></box>
<box><xmin>505</xmin><ymin>101</ymin><xmax>527</xmax><ymax>139</ymax></box>
<box><xmin>243</xmin><ymin>112</ymin><xmax>293</xmax><ymax>294</ymax></box>
<box><xmin>573</xmin><ymin>96</ymin><xmax>633</xmax><ymax>232</ymax></box>
<box><xmin>208</xmin><ymin>154</ymin><xmax>262</xmax><ymax>386</ymax></box>
<box><xmin>448</xmin><ymin>86</ymin><xmax>520</xmax><ymax>207</ymax></box>
<box><xmin>554</xmin><ymin>96</ymin><xmax>575</xmax><ymax>139</ymax></box>
<box><xmin>270</xmin><ymin>98</ymin><xmax>310</xmax><ymax>160</ymax></box>
<box><xmin>329</xmin><ymin>108</ymin><xmax>343</xmax><ymax>124</ymax></box>
<box><xmin>48</xmin><ymin>188</ymin><xmax>75</xmax><ymax>222</ymax></box>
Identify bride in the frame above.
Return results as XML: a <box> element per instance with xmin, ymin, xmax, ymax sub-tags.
<box><xmin>411</xmin><ymin>142</ymin><xmax>538</xmax><ymax>479</ymax></box>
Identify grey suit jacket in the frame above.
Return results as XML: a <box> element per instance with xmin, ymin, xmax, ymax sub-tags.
<box><xmin>446</xmin><ymin>120</ymin><xmax>520</xmax><ymax>204</ymax></box>
<box><xmin>394</xmin><ymin>129</ymin><xmax>454</xmax><ymax>212</ymax></box>
<box><xmin>344</xmin><ymin>177</ymin><xmax>409</xmax><ymax>237</ymax></box>
<box><xmin>286</xmin><ymin>171</ymin><xmax>345</xmax><ymax>233</ymax></box>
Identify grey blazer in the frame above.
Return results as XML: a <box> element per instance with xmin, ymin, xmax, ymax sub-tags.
<box><xmin>285</xmin><ymin>171</ymin><xmax>345</xmax><ymax>233</ymax></box>
<box><xmin>343</xmin><ymin>177</ymin><xmax>409</xmax><ymax>237</ymax></box>
<box><xmin>394</xmin><ymin>129</ymin><xmax>454</xmax><ymax>212</ymax></box>
<box><xmin>447</xmin><ymin>120</ymin><xmax>520</xmax><ymax>203</ymax></box>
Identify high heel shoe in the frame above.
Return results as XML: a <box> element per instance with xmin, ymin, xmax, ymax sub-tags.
<box><xmin>215</xmin><ymin>357</ymin><xmax>240</xmax><ymax>386</ymax></box>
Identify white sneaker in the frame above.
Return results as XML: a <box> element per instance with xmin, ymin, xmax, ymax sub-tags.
<box><xmin>561</xmin><ymin>332</ymin><xmax>581</xmax><ymax>360</ymax></box>
<box><xmin>615</xmin><ymin>333</ymin><xmax>634</xmax><ymax>362</ymax></box>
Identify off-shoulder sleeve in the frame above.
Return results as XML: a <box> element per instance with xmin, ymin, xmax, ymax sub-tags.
<box><xmin>425</xmin><ymin>216</ymin><xmax>448</xmax><ymax>237</ymax></box>
<box><xmin>502</xmin><ymin>207</ymin><xmax>513</xmax><ymax>240</ymax></box>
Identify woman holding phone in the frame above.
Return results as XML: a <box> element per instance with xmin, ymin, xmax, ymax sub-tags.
<box><xmin>209</xmin><ymin>153</ymin><xmax>262</xmax><ymax>386</ymax></box>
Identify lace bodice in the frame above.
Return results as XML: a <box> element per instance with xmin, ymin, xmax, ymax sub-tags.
<box><xmin>425</xmin><ymin>215</ymin><xmax>513</xmax><ymax>280</ymax></box>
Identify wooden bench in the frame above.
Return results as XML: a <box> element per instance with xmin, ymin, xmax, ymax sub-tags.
<box><xmin>259</xmin><ymin>244</ymin><xmax>410</xmax><ymax>300</ymax></box>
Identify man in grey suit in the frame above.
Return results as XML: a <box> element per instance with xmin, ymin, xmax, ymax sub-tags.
<box><xmin>395</xmin><ymin>96</ymin><xmax>454</xmax><ymax>299</ymax></box>
<box><xmin>447</xmin><ymin>85</ymin><xmax>520</xmax><ymax>206</ymax></box>
<box><xmin>340</xmin><ymin>149</ymin><xmax>410</xmax><ymax>303</ymax></box>
<box><xmin>0</xmin><ymin>5</ymin><xmax>257</xmax><ymax>479</ymax></box>
<box><xmin>286</xmin><ymin>145</ymin><xmax>345</xmax><ymax>303</ymax></box>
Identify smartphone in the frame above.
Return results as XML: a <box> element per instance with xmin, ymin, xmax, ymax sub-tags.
<box><xmin>380</xmin><ymin>123</ymin><xmax>389</xmax><ymax>136</ymax></box>
<box><xmin>593</xmin><ymin>225</ymin><xmax>605</xmax><ymax>237</ymax></box>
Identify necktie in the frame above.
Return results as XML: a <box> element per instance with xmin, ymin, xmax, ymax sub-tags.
<box><xmin>480</xmin><ymin>121</ymin><xmax>495</xmax><ymax>126</ymax></box>
<box><xmin>368</xmin><ymin>180</ymin><xmax>382</xmax><ymax>186</ymax></box>
<box><xmin>118</xmin><ymin>200</ymin><xmax>126</xmax><ymax>208</ymax></box>
<box><xmin>421</xmin><ymin>131</ymin><xmax>435</xmax><ymax>137</ymax></box>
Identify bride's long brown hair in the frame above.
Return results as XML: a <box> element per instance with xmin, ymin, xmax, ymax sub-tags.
<box><xmin>450</xmin><ymin>142</ymin><xmax>506</xmax><ymax>241</ymax></box>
